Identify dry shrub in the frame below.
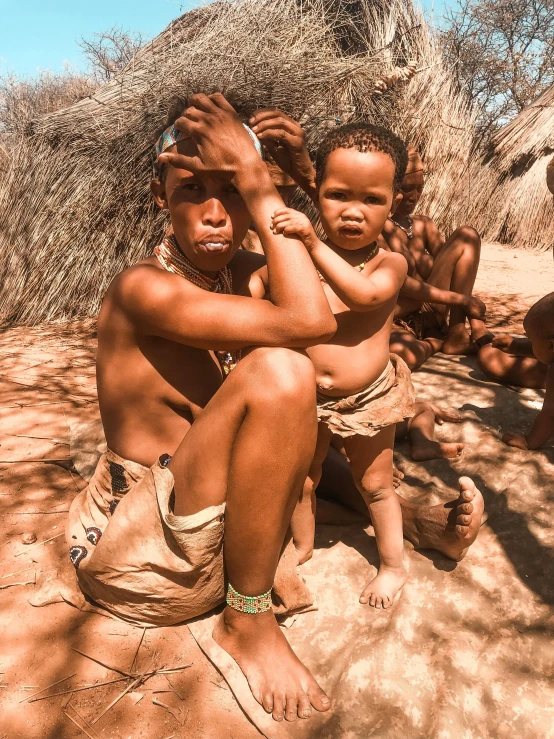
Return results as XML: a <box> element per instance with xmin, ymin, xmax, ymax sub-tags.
<box><xmin>0</xmin><ymin>0</ymin><xmax>477</xmax><ymax>325</ymax></box>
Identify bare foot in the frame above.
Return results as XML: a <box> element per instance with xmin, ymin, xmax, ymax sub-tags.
<box><xmin>441</xmin><ymin>325</ymin><xmax>477</xmax><ymax>355</ymax></box>
<box><xmin>411</xmin><ymin>440</ymin><xmax>465</xmax><ymax>461</ymax></box>
<box><xmin>359</xmin><ymin>565</ymin><xmax>407</xmax><ymax>609</ymax></box>
<box><xmin>213</xmin><ymin>607</ymin><xmax>331</xmax><ymax>722</ymax></box>
<box><xmin>402</xmin><ymin>477</ymin><xmax>485</xmax><ymax>561</ymax></box>
<box><xmin>428</xmin><ymin>404</ymin><xmax>463</xmax><ymax>424</ymax></box>
<box><xmin>393</xmin><ymin>465</ymin><xmax>404</xmax><ymax>488</ymax></box>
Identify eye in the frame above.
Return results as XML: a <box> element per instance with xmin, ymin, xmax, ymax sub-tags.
<box><xmin>365</xmin><ymin>196</ymin><xmax>381</xmax><ymax>205</ymax></box>
<box><xmin>181</xmin><ymin>182</ymin><xmax>201</xmax><ymax>191</ymax></box>
<box><xmin>328</xmin><ymin>191</ymin><xmax>346</xmax><ymax>200</ymax></box>
<box><xmin>224</xmin><ymin>184</ymin><xmax>239</xmax><ymax>194</ymax></box>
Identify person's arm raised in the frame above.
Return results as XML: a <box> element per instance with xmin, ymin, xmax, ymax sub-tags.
<box><xmin>249</xmin><ymin>108</ymin><xmax>318</xmax><ymax>204</ymax></box>
<box><xmin>144</xmin><ymin>94</ymin><xmax>335</xmax><ymax>348</ymax></box>
<box><xmin>271</xmin><ymin>207</ymin><xmax>407</xmax><ymax>312</ymax></box>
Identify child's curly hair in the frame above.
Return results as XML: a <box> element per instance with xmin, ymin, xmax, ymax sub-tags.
<box><xmin>315</xmin><ymin>122</ymin><xmax>408</xmax><ymax>192</ymax></box>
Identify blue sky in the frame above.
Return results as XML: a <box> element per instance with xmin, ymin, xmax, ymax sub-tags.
<box><xmin>1</xmin><ymin>0</ymin><xmax>454</xmax><ymax>79</ymax></box>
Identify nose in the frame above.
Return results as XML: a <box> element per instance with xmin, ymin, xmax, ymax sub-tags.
<box><xmin>202</xmin><ymin>197</ymin><xmax>228</xmax><ymax>228</ymax></box>
<box><xmin>341</xmin><ymin>204</ymin><xmax>363</xmax><ymax>222</ymax></box>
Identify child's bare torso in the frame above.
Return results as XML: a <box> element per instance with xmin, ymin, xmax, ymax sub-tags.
<box><xmin>307</xmin><ymin>252</ymin><xmax>397</xmax><ymax>397</ymax></box>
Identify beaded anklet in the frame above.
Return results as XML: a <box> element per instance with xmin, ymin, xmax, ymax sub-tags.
<box><xmin>226</xmin><ymin>583</ymin><xmax>272</xmax><ymax>614</ymax></box>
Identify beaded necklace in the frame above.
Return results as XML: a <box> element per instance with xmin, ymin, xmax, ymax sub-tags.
<box><xmin>317</xmin><ymin>241</ymin><xmax>379</xmax><ymax>285</ymax></box>
<box><xmin>154</xmin><ymin>234</ymin><xmax>241</xmax><ymax>376</ymax></box>
<box><xmin>388</xmin><ymin>216</ymin><xmax>413</xmax><ymax>240</ymax></box>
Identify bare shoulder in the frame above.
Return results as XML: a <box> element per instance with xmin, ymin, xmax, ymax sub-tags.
<box><xmin>375</xmin><ymin>250</ymin><xmax>408</xmax><ymax>275</ymax></box>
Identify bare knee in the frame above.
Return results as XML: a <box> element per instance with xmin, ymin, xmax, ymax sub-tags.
<box><xmin>390</xmin><ymin>339</ymin><xmax>425</xmax><ymax>371</ymax></box>
<box><xmin>246</xmin><ymin>347</ymin><xmax>316</xmax><ymax>406</ymax></box>
<box><xmin>455</xmin><ymin>225</ymin><xmax>481</xmax><ymax>249</ymax></box>
<box><xmin>357</xmin><ymin>481</ymin><xmax>394</xmax><ymax>505</ymax></box>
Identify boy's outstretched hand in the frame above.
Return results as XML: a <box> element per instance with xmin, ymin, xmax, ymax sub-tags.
<box><xmin>271</xmin><ymin>208</ymin><xmax>320</xmax><ymax>252</ymax></box>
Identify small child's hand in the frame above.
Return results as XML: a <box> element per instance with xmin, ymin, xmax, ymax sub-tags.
<box><xmin>491</xmin><ymin>334</ymin><xmax>514</xmax><ymax>353</ymax></box>
<box><xmin>502</xmin><ymin>430</ymin><xmax>529</xmax><ymax>450</ymax></box>
<box><xmin>271</xmin><ymin>208</ymin><xmax>320</xmax><ymax>252</ymax></box>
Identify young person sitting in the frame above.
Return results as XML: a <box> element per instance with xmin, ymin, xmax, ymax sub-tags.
<box><xmin>382</xmin><ymin>148</ymin><xmax>491</xmax><ymax>369</ymax></box>
<box><xmin>66</xmin><ymin>93</ymin><xmax>337</xmax><ymax>724</ymax></box>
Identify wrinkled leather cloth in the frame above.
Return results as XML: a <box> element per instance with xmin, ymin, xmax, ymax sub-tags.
<box><xmin>66</xmin><ymin>450</ymin><xmax>313</xmax><ymax>627</ymax></box>
<box><xmin>316</xmin><ymin>354</ymin><xmax>416</xmax><ymax>438</ymax></box>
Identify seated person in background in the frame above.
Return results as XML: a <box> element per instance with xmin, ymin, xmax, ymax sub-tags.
<box><xmin>271</xmin><ymin>121</ymin><xmax>417</xmax><ymax>610</ymax></box>
<box><xmin>396</xmin><ymin>401</ymin><xmax>464</xmax><ymax>461</ymax></box>
<box><xmin>478</xmin><ymin>293</ymin><xmax>554</xmax><ymax>450</ymax></box>
<box><xmin>382</xmin><ymin>148</ymin><xmax>490</xmax><ymax>369</ymax></box>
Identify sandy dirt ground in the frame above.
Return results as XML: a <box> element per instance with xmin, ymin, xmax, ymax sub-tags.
<box><xmin>0</xmin><ymin>242</ymin><xmax>553</xmax><ymax>739</ymax></box>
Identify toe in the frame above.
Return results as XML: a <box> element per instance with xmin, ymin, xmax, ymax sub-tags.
<box><xmin>298</xmin><ymin>693</ymin><xmax>312</xmax><ymax>719</ymax></box>
<box><xmin>458</xmin><ymin>514</ymin><xmax>471</xmax><ymax>525</ymax></box>
<box><xmin>456</xmin><ymin>524</ymin><xmax>469</xmax><ymax>536</ymax></box>
<box><xmin>262</xmin><ymin>693</ymin><xmax>274</xmax><ymax>713</ymax></box>
<box><xmin>369</xmin><ymin>593</ymin><xmax>377</xmax><ymax>607</ymax></box>
<box><xmin>273</xmin><ymin>694</ymin><xmax>285</xmax><ymax>722</ymax></box>
<box><xmin>459</xmin><ymin>502</ymin><xmax>473</xmax><ymax>514</ymax></box>
<box><xmin>306</xmin><ymin>684</ymin><xmax>331</xmax><ymax>713</ymax></box>
<box><xmin>459</xmin><ymin>476</ymin><xmax>476</xmax><ymax>501</ymax></box>
<box><xmin>285</xmin><ymin>692</ymin><xmax>298</xmax><ymax>722</ymax></box>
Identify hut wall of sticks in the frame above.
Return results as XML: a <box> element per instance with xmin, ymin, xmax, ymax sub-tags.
<box><xmin>465</xmin><ymin>83</ymin><xmax>554</xmax><ymax>252</ymax></box>
<box><xmin>0</xmin><ymin>0</ymin><xmax>477</xmax><ymax>325</ymax></box>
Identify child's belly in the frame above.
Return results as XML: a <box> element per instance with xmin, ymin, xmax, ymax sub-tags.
<box><xmin>307</xmin><ymin>335</ymin><xmax>392</xmax><ymax>397</ymax></box>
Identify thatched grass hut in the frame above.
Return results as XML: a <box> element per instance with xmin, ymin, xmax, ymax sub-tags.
<box><xmin>0</xmin><ymin>0</ymin><xmax>477</xmax><ymax>325</ymax></box>
<box><xmin>467</xmin><ymin>83</ymin><xmax>554</xmax><ymax>251</ymax></box>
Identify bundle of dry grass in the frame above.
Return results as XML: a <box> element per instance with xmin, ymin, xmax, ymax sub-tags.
<box><xmin>461</xmin><ymin>83</ymin><xmax>554</xmax><ymax>251</ymax></box>
<box><xmin>0</xmin><ymin>0</ymin><xmax>477</xmax><ymax>325</ymax></box>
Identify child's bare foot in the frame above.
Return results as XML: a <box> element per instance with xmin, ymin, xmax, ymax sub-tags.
<box><xmin>359</xmin><ymin>565</ymin><xmax>407</xmax><ymax>609</ymax></box>
<box><xmin>441</xmin><ymin>325</ymin><xmax>477</xmax><ymax>355</ymax></box>
<box><xmin>411</xmin><ymin>439</ymin><xmax>464</xmax><ymax>461</ymax></box>
<box><xmin>213</xmin><ymin>607</ymin><xmax>331</xmax><ymax>722</ymax></box>
<box><xmin>402</xmin><ymin>477</ymin><xmax>485</xmax><ymax>561</ymax></box>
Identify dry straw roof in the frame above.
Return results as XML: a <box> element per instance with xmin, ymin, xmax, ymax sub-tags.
<box><xmin>466</xmin><ymin>83</ymin><xmax>554</xmax><ymax>251</ymax></box>
<box><xmin>0</xmin><ymin>0</ymin><xmax>476</xmax><ymax>325</ymax></box>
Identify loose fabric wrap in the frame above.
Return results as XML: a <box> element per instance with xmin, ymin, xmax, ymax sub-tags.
<box><xmin>155</xmin><ymin>122</ymin><xmax>263</xmax><ymax>158</ymax></box>
<box><xmin>316</xmin><ymin>354</ymin><xmax>416</xmax><ymax>437</ymax></box>
<box><xmin>66</xmin><ymin>450</ymin><xmax>312</xmax><ymax>626</ymax></box>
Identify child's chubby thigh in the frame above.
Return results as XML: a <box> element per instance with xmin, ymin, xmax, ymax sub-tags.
<box><xmin>306</xmin><ymin>317</ymin><xmax>393</xmax><ymax>396</ymax></box>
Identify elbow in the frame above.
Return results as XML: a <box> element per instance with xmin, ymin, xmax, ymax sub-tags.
<box><xmin>295</xmin><ymin>313</ymin><xmax>337</xmax><ymax>345</ymax></box>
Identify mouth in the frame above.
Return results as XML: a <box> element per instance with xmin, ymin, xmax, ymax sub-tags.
<box><xmin>338</xmin><ymin>225</ymin><xmax>364</xmax><ymax>238</ymax></box>
<box><xmin>197</xmin><ymin>235</ymin><xmax>232</xmax><ymax>254</ymax></box>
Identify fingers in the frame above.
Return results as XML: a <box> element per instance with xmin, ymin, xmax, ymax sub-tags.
<box><xmin>157</xmin><ymin>151</ymin><xmax>203</xmax><ymax>172</ymax></box>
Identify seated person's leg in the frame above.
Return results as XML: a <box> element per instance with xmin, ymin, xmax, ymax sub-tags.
<box><xmin>426</xmin><ymin>226</ymin><xmax>487</xmax><ymax>353</ymax></box>
<box><xmin>291</xmin><ymin>423</ymin><xmax>333</xmax><ymax>565</ymax></box>
<box><xmin>477</xmin><ymin>345</ymin><xmax>547</xmax><ymax>389</ymax></box>
<box><xmin>405</xmin><ymin>401</ymin><xmax>464</xmax><ymax>461</ymax></box>
<box><xmin>169</xmin><ymin>347</ymin><xmax>330</xmax><ymax>722</ymax></box>
<box><xmin>317</xmin><ymin>446</ymin><xmax>484</xmax><ymax>561</ymax></box>
<box><xmin>390</xmin><ymin>329</ymin><xmax>441</xmax><ymax>371</ymax></box>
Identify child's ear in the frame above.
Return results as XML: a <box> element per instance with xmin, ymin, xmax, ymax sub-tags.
<box><xmin>389</xmin><ymin>192</ymin><xmax>403</xmax><ymax>217</ymax></box>
<box><xmin>151</xmin><ymin>178</ymin><xmax>168</xmax><ymax>210</ymax></box>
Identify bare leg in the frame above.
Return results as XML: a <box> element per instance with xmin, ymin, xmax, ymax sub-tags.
<box><xmin>343</xmin><ymin>426</ymin><xmax>407</xmax><ymax>609</ymax></box>
<box><xmin>318</xmin><ymin>448</ymin><xmax>484</xmax><ymax>562</ymax></box>
<box><xmin>425</xmin><ymin>226</ymin><xmax>484</xmax><ymax>354</ymax></box>
<box><xmin>390</xmin><ymin>330</ymin><xmax>443</xmax><ymax>371</ymax></box>
<box><xmin>408</xmin><ymin>401</ymin><xmax>464</xmax><ymax>461</ymax></box>
<box><xmin>478</xmin><ymin>346</ymin><xmax>547</xmax><ymax>389</ymax></box>
<box><xmin>291</xmin><ymin>423</ymin><xmax>333</xmax><ymax>565</ymax></box>
<box><xmin>169</xmin><ymin>347</ymin><xmax>330</xmax><ymax>722</ymax></box>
